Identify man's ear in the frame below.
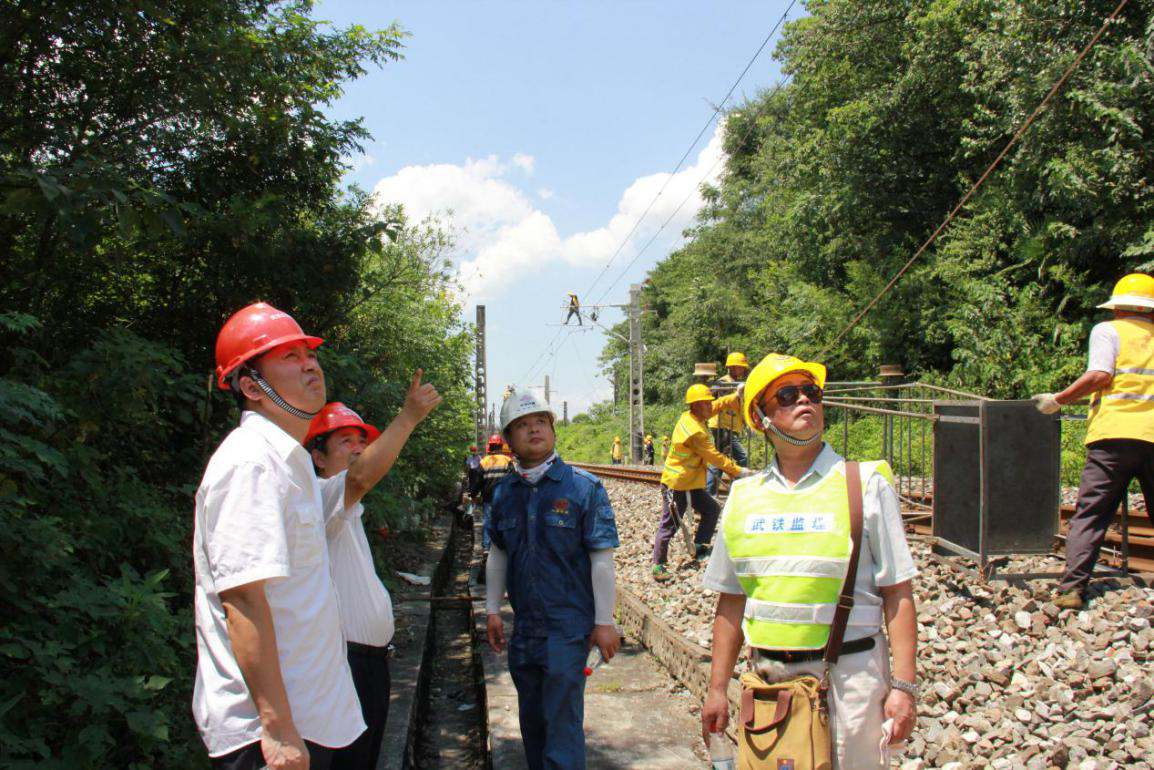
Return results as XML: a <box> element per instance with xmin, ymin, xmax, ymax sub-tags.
<box><xmin>237</xmin><ymin>373</ymin><xmax>263</xmax><ymax>403</ymax></box>
<box><xmin>310</xmin><ymin>448</ymin><xmax>328</xmax><ymax>471</ymax></box>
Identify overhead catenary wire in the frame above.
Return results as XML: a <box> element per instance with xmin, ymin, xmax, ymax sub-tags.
<box><xmin>591</xmin><ymin>71</ymin><xmax>795</xmax><ymax>308</ymax></box>
<box><xmin>579</xmin><ymin>0</ymin><xmax>799</xmax><ymax>304</ymax></box>
<box><xmin>520</xmin><ymin>1</ymin><xmax>798</xmax><ymax>390</ymax></box>
<box><xmin>814</xmin><ymin>0</ymin><xmax>1132</xmax><ymax>359</ymax></box>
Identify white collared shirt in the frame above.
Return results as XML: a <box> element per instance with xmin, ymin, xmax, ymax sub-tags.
<box><xmin>192</xmin><ymin>411</ymin><xmax>364</xmax><ymax>757</ymax></box>
<box><xmin>320</xmin><ymin>473</ymin><xmax>394</xmax><ymax>646</ymax></box>
<box><xmin>703</xmin><ymin>443</ymin><xmax>917</xmax><ymax>643</ymax></box>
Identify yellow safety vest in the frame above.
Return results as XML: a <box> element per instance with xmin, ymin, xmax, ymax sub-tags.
<box><xmin>707</xmin><ymin>376</ymin><xmax>745</xmax><ymax>431</ymax></box>
<box><xmin>1085</xmin><ymin>317</ymin><xmax>1154</xmax><ymax>445</ymax></box>
<box><xmin>722</xmin><ymin>460</ymin><xmax>893</xmax><ymax>650</ymax></box>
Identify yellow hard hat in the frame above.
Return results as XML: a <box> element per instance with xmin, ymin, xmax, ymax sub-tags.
<box><xmin>614</xmin><ymin>436</ymin><xmax>621</xmax><ymax>442</ymax></box>
<box><xmin>645</xmin><ymin>434</ymin><xmax>652</xmax><ymax>440</ymax></box>
<box><xmin>1099</xmin><ymin>273</ymin><xmax>1154</xmax><ymax>311</ymax></box>
<box><xmin>743</xmin><ymin>354</ymin><xmax>827</xmax><ymax>432</ymax></box>
<box><xmin>725</xmin><ymin>352</ymin><xmax>750</xmax><ymax>369</ymax></box>
<box><xmin>685</xmin><ymin>383</ymin><xmax>714</xmax><ymax>405</ymax></box>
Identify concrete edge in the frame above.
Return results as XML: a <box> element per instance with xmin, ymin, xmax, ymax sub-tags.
<box><xmin>616</xmin><ymin>586</ymin><xmax>742</xmax><ymax>740</ymax></box>
<box><xmin>378</xmin><ymin>515</ymin><xmax>459</xmax><ymax>770</ymax></box>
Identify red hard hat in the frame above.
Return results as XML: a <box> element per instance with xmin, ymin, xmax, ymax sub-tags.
<box><xmin>487</xmin><ymin>433</ymin><xmax>503</xmax><ymax>450</ymax></box>
<box><xmin>215</xmin><ymin>302</ymin><xmax>323</xmax><ymax>389</ymax></box>
<box><xmin>304</xmin><ymin>402</ymin><xmax>381</xmax><ymax>447</ymax></box>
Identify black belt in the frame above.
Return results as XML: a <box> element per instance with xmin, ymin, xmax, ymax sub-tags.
<box><xmin>754</xmin><ymin>636</ymin><xmax>875</xmax><ymax>663</ymax></box>
<box><xmin>348</xmin><ymin>641</ymin><xmax>395</xmax><ymax>659</ymax></box>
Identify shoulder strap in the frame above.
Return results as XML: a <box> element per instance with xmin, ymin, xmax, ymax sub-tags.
<box><xmin>824</xmin><ymin>461</ymin><xmax>863</xmax><ymax>666</ymax></box>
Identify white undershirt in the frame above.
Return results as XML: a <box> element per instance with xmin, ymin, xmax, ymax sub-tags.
<box><xmin>1086</xmin><ymin>321</ymin><xmax>1120</xmax><ymax>375</ymax></box>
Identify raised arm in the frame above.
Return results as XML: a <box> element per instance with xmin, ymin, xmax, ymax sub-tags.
<box><xmin>345</xmin><ymin>369</ymin><xmax>442</xmax><ymax>508</ymax></box>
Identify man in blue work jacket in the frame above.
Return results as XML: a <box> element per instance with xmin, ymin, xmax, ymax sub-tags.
<box><xmin>484</xmin><ymin>388</ymin><xmax>621</xmax><ymax>770</ymax></box>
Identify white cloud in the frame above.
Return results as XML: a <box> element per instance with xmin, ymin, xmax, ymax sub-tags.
<box><xmin>342</xmin><ymin>153</ymin><xmax>376</xmax><ymax>172</ymax></box>
<box><xmin>511</xmin><ymin>153</ymin><xmax>535</xmax><ymax>174</ymax></box>
<box><xmin>369</xmin><ymin>125</ymin><xmax>726</xmax><ymax>300</ymax></box>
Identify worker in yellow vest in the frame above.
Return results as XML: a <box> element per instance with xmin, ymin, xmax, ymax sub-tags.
<box><xmin>610</xmin><ymin>435</ymin><xmax>624</xmax><ymax>465</ymax></box>
<box><xmin>1033</xmin><ymin>273</ymin><xmax>1154</xmax><ymax>610</ymax></box>
<box><xmin>701</xmin><ymin>354</ymin><xmax>918</xmax><ymax>768</ymax></box>
<box><xmin>706</xmin><ymin>352</ymin><xmax>752</xmax><ymax>495</ymax></box>
<box><xmin>651</xmin><ymin>384</ymin><xmax>752</xmax><ymax>580</ymax></box>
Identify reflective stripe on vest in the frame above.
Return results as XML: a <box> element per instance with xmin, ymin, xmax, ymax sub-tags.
<box><xmin>1086</xmin><ymin>317</ymin><xmax>1154</xmax><ymax>445</ymax></box>
<box><xmin>722</xmin><ymin>459</ymin><xmax>893</xmax><ymax>650</ymax></box>
<box><xmin>743</xmin><ymin>598</ymin><xmax>884</xmax><ymax>628</ymax></box>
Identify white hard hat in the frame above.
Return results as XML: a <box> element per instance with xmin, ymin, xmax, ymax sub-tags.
<box><xmin>499</xmin><ymin>388</ymin><xmax>555</xmax><ymax>434</ymax></box>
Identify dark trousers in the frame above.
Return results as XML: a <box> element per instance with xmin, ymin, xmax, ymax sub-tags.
<box><xmin>332</xmin><ymin>643</ymin><xmax>392</xmax><ymax>770</ymax></box>
<box><xmin>508</xmin><ymin>633</ymin><xmax>588</xmax><ymax>770</ymax></box>
<box><xmin>1059</xmin><ymin>439</ymin><xmax>1154</xmax><ymax>593</ymax></box>
<box><xmin>213</xmin><ymin>741</ymin><xmax>334</xmax><ymax>770</ymax></box>
<box><xmin>652</xmin><ymin>484</ymin><xmax>720</xmax><ymax>564</ymax></box>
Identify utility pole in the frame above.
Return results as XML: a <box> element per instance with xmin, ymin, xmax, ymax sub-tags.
<box><xmin>628</xmin><ymin>284</ymin><xmax>645</xmax><ymax>463</ymax></box>
<box><xmin>544</xmin><ymin>374</ymin><xmax>550</xmax><ymax>404</ymax></box>
<box><xmin>474</xmin><ymin>305</ymin><xmax>488</xmax><ymax>447</ymax></box>
<box><xmin>563</xmin><ymin>401</ymin><xmax>568</xmax><ymax>424</ymax></box>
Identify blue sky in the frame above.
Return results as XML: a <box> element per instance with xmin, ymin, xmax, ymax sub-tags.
<box><xmin>314</xmin><ymin>1</ymin><xmax>795</xmax><ymax>415</ymax></box>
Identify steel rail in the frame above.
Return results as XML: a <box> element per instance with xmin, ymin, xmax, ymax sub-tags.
<box><xmin>574</xmin><ymin>462</ymin><xmax>1154</xmax><ymax>574</ymax></box>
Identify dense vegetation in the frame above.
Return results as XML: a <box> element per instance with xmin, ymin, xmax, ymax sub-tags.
<box><xmin>600</xmin><ymin>0</ymin><xmax>1154</xmax><ymax>406</ymax></box>
<box><xmin>0</xmin><ymin>2</ymin><xmax>472</xmax><ymax>767</ymax></box>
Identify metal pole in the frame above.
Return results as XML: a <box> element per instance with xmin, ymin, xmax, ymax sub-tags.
<box><xmin>628</xmin><ymin>284</ymin><xmax>644</xmax><ymax>463</ymax></box>
<box><xmin>544</xmin><ymin>374</ymin><xmax>550</xmax><ymax>404</ymax></box>
<box><xmin>474</xmin><ymin>305</ymin><xmax>488</xmax><ymax>447</ymax></box>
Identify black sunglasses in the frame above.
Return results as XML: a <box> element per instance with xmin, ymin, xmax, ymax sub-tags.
<box><xmin>773</xmin><ymin>384</ymin><xmax>823</xmax><ymax>407</ymax></box>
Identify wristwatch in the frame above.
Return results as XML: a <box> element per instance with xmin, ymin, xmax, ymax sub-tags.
<box><xmin>890</xmin><ymin>676</ymin><xmax>919</xmax><ymax>700</ymax></box>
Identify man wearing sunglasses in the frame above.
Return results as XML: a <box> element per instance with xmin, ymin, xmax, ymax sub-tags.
<box><xmin>701</xmin><ymin>354</ymin><xmax>918</xmax><ymax>769</ymax></box>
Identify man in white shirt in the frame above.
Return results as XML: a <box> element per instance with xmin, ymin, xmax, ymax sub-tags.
<box><xmin>305</xmin><ymin>381</ymin><xmax>442</xmax><ymax>770</ymax></box>
<box><xmin>194</xmin><ymin>302</ymin><xmax>365</xmax><ymax>770</ymax></box>
<box><xmin>700</xmin><ymin>354</ymin><xmax>918</xmax><ymax>769</ymax></box>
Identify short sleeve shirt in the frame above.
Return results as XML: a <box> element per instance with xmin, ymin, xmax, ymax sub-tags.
<box><xmin>319</xmin><ymin>472</ymin><xmax>395</xmax><ymax>647</ymax></box>
<box><xmin>485</xmin><ymin>457</ymin><xmax>619</xmax><ymax>637</ymax></box>
<box><xmin>1087</xmin><ymin>321</ymin><xmax>1121</xmax><ymax>375</ymax></box>
<box><xmin>703</xmin><ymin>443</ymin><xmax>917</xmax><ymax>643</ymax></box>
<box><xmin>192</xmin><ymin>412</ymin><xmax>364</xmax><ymax>756</ymax></box>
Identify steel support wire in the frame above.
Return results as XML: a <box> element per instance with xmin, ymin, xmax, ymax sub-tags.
<box><xmin>815</xmin><ymin>0</ymin><xmax>1133</xmax><ymax>359</ymax></box>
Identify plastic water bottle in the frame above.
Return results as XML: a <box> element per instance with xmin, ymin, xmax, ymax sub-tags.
<box><xmin>583</xmin><ymin>646</ymin><xmax>605</xmax><ymax>677</ymax></box>
<box><xmin>708</xmin><ymin>731</ymin><xmax>735</xmax><ymax>769</ymax></box>
<box><xmin>583</xmin><ymin>624</ymin><xmax>625</xmax><ymax>676</ymax></box>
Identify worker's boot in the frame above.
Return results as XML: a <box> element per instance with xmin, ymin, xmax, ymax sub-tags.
<box><xmin>652</xmin><ymin>564</ymin><xmax>673</xmax><ymax>582</ymax></box>
<box><xmin>1052</xmin><ymin>590</ymin><xmax>1084</xmax><ymax>610</ymax></box>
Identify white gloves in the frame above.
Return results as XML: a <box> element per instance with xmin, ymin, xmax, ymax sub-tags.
<box><xmin>736</xmin><ymin>467</ymin><xmax>757</xmax><ymax>479</ymax></box>
<box><xmin>1031</xmin><ymin>393</ymin><xmax>1062</xmax><ymax>415</ymax></box>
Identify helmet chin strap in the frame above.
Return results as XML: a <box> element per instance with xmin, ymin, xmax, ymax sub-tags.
<box><xmin>755</xmin><ymin>405</ymin><xmax>822</xmax><ymax>447</ymax></box>
<box><xmin>241</xmin><ymin>366</ymin><xmax>321</xmax><ymax>421</ymax></box>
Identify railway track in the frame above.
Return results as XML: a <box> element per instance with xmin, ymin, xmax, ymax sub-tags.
<box><xmin>571</xmin><ymin>462</ymin><xmax>1154</xmax><ymax>574</ymax></box>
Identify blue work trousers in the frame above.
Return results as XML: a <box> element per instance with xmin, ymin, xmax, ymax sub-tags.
<box><xmin>507</xmin><ymin>633</ymin><xmax>588</xmax><ymax>770</ymax></box>
<box><xmin>706</xmin><ymin>433</ymin><xmax>748</xmax><ymax>495</ymax></box>
<box><xmin>482</xmin><ymin>502</ymin><xmax>492</xmax><ymax>550</ymax></box>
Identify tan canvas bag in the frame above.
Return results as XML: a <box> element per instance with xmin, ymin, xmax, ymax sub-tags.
<box><xmin>735</xmin><ymin>462</ymin><xmax>865</xmax><ymax>770</ymax></box>
<box><xmin>737</xmin><ymin>671</ymin><xmax>832</xmax><ymax>770</ymax></box>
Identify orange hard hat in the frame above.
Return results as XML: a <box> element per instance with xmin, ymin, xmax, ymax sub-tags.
<box><xmin>215</xmin><ymin>302</ymin><xmax>323</xmax><ymax>390</ymax></box>
<box><xmin>304</xmin><ymin>402</ymin><xmax>380</xmax><ymax>447</ymax></box>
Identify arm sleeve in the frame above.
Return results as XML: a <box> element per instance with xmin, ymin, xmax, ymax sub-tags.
<box><xmin>710</xmin><ymin>392</ymin><xmax>742</xmax><ymax>417</ymax></box>
<box><xmin>203</xmin><ymin>462</ymin><xmax>291</xmax><ymax>593</ymax></box>
<box><xmin>582</xmin><ymin>481</ymin><xmax>621</xmax><ymax>550</ymax></box>
<box><xmin>485</xmin><ymin>545</ymin><xmax>508</xmax><ymax>615</ymax></box>
<box><xmin>590</xmin><ymin>549</ymin><xmax>616</xmax><ymax>626</ymax></box>
<box><xmin>1086</xmin><ymin>322</ymin><xmax>1120</xmax><ymax>375</ymax></box>
<box><xmin>687</xmin><ymin>430</ymin><xmax>742</xmax><ymax>477</ymax></box>
<box><xmin>866</xmin><ymin>473</ymin><xmax>918</xmax><ymax>587</ymax></box>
